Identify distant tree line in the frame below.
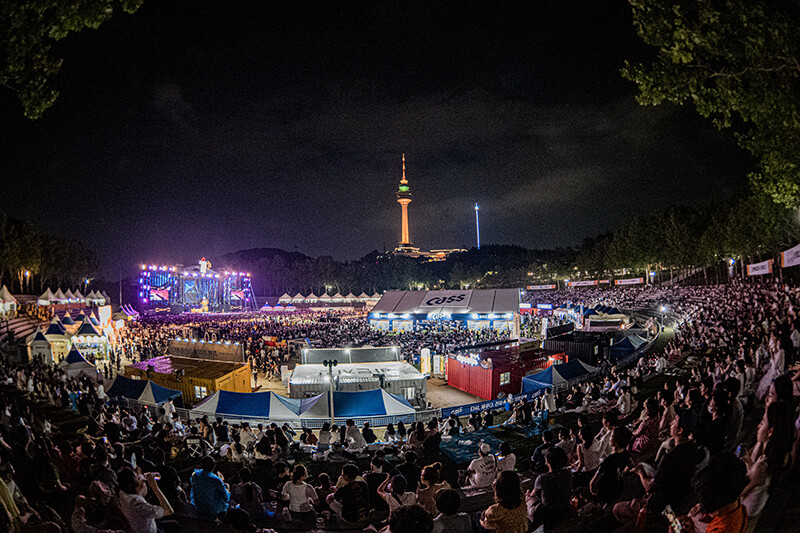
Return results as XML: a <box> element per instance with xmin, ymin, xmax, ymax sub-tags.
<box><xmin>224</xmin><ymin>192</ymin><xmax>800</xmax><ymax>296</ymax></box>
<box><xmin>0</xmin><ymin>214</ymin><xmax>97</xmax><ymax>293</ymax></box>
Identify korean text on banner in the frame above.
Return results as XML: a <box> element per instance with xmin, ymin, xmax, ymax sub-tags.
<box><xmin>569</xmin><ymin>280</ymin><xmax>598</xmax><ymax>287</ymax></box>
<box><xmin>527</xmin><ymin>284</ymin><xmax>557</xmax><ymax>290</ymax></box>
<box><xmin>747</xmin><ymin>259</ymin><xmax>773</xmax><ymax>276</ymax></box>
<box><xmin>615</xmin><ymin>278</ymin><xmax>644</xmax><ymax>286</ymax></box>
<box><xmin>781</xmin><ymin>244</ymin><xmax>800</xmax><ymax>268</ymax></box>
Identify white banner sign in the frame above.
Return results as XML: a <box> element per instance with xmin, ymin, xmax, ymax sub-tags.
<box><xmin>418</xmin><ymin>290</ymin><xmax>471</xmax><ymax>308</ymax></box>
<box><xmin>526</xmin><ymin>284</ymin><xmax>557</xmax><ymax>290</ymax></box>
<box><xmin>614</xmin><ymin>277</ymin><xmax>643</xmax><ymax>286</ymax></box>
<box><xmin>568</xmin><ymin>280</ymin><xmax>598</xmax><ymax>287</ymax></box>
<box><xmin>747</xmin><ymin>259</ymin><xmax>773</xmax><ymax>276</ymax></box>
<box><xmin>781</xmin><ymin>244</ymin><xmax>800</xmax><ymax>268</ymax></box>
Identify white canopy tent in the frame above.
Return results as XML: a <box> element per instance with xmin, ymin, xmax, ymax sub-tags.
<box><xmin>0</xmin><ymin>285</ymin><xmax>17</xmax><ymax>316</ymax></box>
<box><xmin>38</xmin><ymin>288</ymin><xmax>55</xmax><ymax>305</ymax></box>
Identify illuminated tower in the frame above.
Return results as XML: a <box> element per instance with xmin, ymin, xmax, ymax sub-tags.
<box><xmin>397</xmin><ymin>154</ymin><xmax>412</xmax><ymax>246</ymax></box>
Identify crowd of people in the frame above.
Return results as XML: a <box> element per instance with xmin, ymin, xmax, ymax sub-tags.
<box><xmin>116</xmin><ymin>311</ymin><xmax>513</xmax><ymax>371</ymax></box>
<box><xmin>1</xmin><ymin>280</ymin><xmax>800</xmax><ymax>532</ymax></box>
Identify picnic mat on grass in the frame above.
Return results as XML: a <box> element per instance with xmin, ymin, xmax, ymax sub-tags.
<box><xmin>439</xmin><ymin>430</ymin><xmax>505</xmax><ymax>464</ymax></box>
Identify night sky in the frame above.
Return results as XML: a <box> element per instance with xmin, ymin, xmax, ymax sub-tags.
<box><xmin>0</xmin><ymin>0</ymin><xmax>751</xmax><ymax>277</ymax></box>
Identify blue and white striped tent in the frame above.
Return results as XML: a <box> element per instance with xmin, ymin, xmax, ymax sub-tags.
<box><xmin>192</xmin><ymin>390</ymin><xmax>312</xmax><ymax>420</ymax></box>
<box><xmin>299</xmin><ymin>389</ymin><xmax>415</xmax><ymax>419</ymax></box>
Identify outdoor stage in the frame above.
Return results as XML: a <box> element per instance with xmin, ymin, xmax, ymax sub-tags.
<box><xmin>138</xmin><ymin>258</ymin><xmax>256</xmax><ymax>314</ymax></box>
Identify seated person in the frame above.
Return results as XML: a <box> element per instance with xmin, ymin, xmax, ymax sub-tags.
<box><xmin>674</xmin><ymin>452</ymin><xmax>749</xmax><ymax>533</ymax></box>
<box><xmin>431</xmin><ymin>489</ymin><xmax>471</xmax><ymax>533</ymax></box>
<box><xmin>329</xmin><ymin>463</ymin><xmax>370</xmax><ymax>523</ymax></box>
<box><xmin>480</xmin><ymin>471</ymin><xmax>529</xmax><ymax>533</ymax></box>
<box><xmin>527</xmin><ymin>447</ymin><xmax>572</xmax><ymax>530</ymax></box>
<box><xmin>190</xmin><ymin>456</ymin><xmax>230</xmax><ymax>519</ymax></box>
<box><xmin>465</xmin><ymin>443</ymin><xmax>498</xmax><ymax>488</ymax></box>
<box><xmin>118</xmin><ymin>468</ymin><xmax>176</xmax><ymax>533</ymax></box>
<box><xmin>589</xmin><ymin>426</ymin><xmax>632</xmax><ymax>505</ymax></box>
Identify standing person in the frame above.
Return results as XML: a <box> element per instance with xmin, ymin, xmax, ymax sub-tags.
<box><xmin>480</xmin><ymin>471</ymin><xmax>529</xmax><ymax>533</ymax></box>
<box><xmin>281</xmin><ymin>465</ymin><xmax>319</xmax><ymax>523</ymax></box>
<box><xmin>117</xmin><ymin>468</ymin><xmax>177</xmax><ymax>533</ymax></box>
<box><xmin>464</xmin><ymin>443</ymin><xmax>498</xmax><ymax>488</ymax></box>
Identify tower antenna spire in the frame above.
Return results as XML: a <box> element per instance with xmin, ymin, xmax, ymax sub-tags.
<box><xmin>401</xmin><ymin>153</ymin><xmax>407</xmax><ymax>184</ymax></box>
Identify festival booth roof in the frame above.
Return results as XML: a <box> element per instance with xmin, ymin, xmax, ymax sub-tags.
<box><xmin>284</xmin><ymin>304</ymin><xmax>297</xmax><ymax>311</ymax></box>
<box><xmin>76</xmin><ymin>320</ymin><xmax>102</xmax><ymax>337</ymax></box>
<box><xmin>611</xmin><ymin>334</ymin><xmax>648</xmax><ymax>352</ymax></box>
<box><xmin>319</xmin><ymin>293</ymin><xmax>332</xmax><ymax>301</ymax></box>
<box><xmin>521</xmin><ymin>360</ymin><xmax>598</xmax><ymax>393</ymax></box>
<box><xmin>106</xmin><ymin>375</ymin><xmax>183</xmax><ymax>405</ymax></box>
<box><xmin>74</xmin><ymin>290</ymin><xmax>84</xmax><ymax>299</ymax></box>
<box><xmin>89</xmin><ymin>312</ymin><xmax>101</xmax><ymax>326</ymax></box>
<box><xmin>102</xmin><ymin>291</ymin><xmax>111</xmax><ymax>302</ymax></box>
<box><xmin>193</xmin><ymin>390</ymin><xmax>312</xmax><ymax>419</ymax></box>
<box><xmin>38</xmin><ymin>288</ymin><xmax>55</xmax><ymax>304</ymax></box>
<box><xmin>583</xmin><ymin>308</ymin><xmax>600</xmax><ymax>317</ymax></box>
<box><xmin>358</xmin><ymin>292</ymin><xmax>370</xmax><ymax>300</ymax></box>
<box><xmin>106</xmin><ymin>375</ymin><xmax>147</xmax><ymax>399</ymax></box>
<box><xmin>0</xmin><ymin>285</ymin><xmax>16</xmax><ymax>304</ymax></box>
<box><xmin>58</xmin><ymin>347</ymin><xmax>98</xmax><ymax>380</ymax></box>
<box><xmin>306</xmin><ymin>293</ymin><xmax>318</xmax><ymax>300</ymax></box>
<box><xmin>65</xmin><ymin>289</ymin><xmax>76</xmax><ymax>300</ymax></box>
<box><xmin>371</xmin><ymin>288</ymin><xmax>520</xmax><ymax>316</ymax></box>
<box><xmin>53</xmin><ymin>288</ymin><xmax>66</xmax><ymax>300</ymax></box>
<box><xmin>259</xmin><ymin>303</ymin><xmax>272</xmax><ymax>311</ymax></box>
<box><xmin>45</xmin><ymin>320</ymin><xmax>66</xmax><ymax>336</ymax></box>
<box><xmin>345</xmin><ymin>292</ymin><xmax>357</xmax><ymax>301</ymax></box>
<box><xmin>75</xmin><ymin>311</ymin><xmax>87</xmax><ymax>322</ymax></box>
<box><xmin>30</xmin><ymin>330</ymin><xmax>50</xmax><ymax>345</ymax></box>
<box><xmin>61</xmin><ymin>311</ymin><xmax>76</xmax><ymax>325</ymax></box>
<box><xmin>273</xmin><ymin>305</ymin><xmax>284</xmax><ymax>310</ymax></box>
<box><xmin>331</xmin><ymin>292</ymin><xmax>345</xmax><ymax>301</ymax></box>
<box><xmin>299</xmin><ymin>389</ymin><xmax>414</xmax><ymax>419</ymax></box>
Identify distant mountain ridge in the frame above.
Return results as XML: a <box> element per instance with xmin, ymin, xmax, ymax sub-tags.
<box><xmin>216</xmin><ymin>247</ymin><xmax>312</xmax><ymax>267</ymax></box>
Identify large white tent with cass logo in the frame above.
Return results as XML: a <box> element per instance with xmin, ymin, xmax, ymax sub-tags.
<box><xmin>368</xmin><ymin>289</ymin><xmax>520</xmax><ymax>335</ymax></box>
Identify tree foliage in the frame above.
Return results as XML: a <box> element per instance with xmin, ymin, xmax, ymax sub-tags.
<box><xmin>0</xmin><ymin>214</ymin><xmax>97</xmax><ymax>292</ymax></box>
<box><xmin>1</xmin><ymin>0</ymin><xmax>144</xmax><ymax>119</ymax></box>
<box><xmin>624</xmin><ymin>0</ymin><xmax>800</xmax><ymax>206</ymax></box>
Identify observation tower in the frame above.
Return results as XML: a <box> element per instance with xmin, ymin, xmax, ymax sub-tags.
<box><xmin>397</xmin><ymin>154</ymin><xmax>413</xmax><ymax>247</ymax></box>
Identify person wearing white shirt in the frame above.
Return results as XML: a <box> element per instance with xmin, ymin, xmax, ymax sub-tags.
<box><xmin>543</xmin><ymin>388</ymin><xmax>556</xmax><ymax>413</ymax></box>
<box><xmin>465</xmin><ymin>443</ymin><xmax>498</xmax><ymax>488</ymax></box>
<box><xmin>496</xmin><ymin>442</ymin><xmax>516</xmax><ymax>473</ymax></box>
<box><xmin>118</xmin><ymin>469</ymin><xmax>174</xmax><ymax>533</ymax></box>
<box><xmin>344</xmin><ymin>420</ymin><xmax>366</xmax><ymax>451</ymax></box>
<box><xmin>162</xmin><ymin>398</ymin><xmax>175</xmax><ymax>424</ymax></box>
<box><xmin>238</xmin><ymin>423</ymin><xmax>255</xmax><ymax>450</ymax></box>
<box><xmin>615</xmin><ymin>387</ymin><xmax>632</xmax><ymax>416</ymax></box>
